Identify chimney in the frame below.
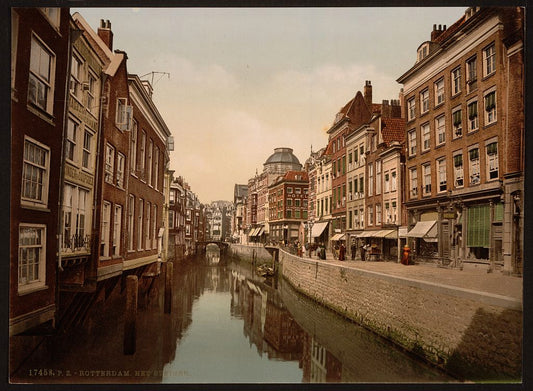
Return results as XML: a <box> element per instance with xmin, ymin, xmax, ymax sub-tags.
<box><xmin>98</xmin><ymin>19</ymin><xmax>113</xmax><ymax>51</ymax></box>
<box><xmin>431</xmin><ymin>23</ymin><xmax>446</xmax><ymax>41</ymax></box>
<box><xmin>381</xmin><ymin>100</ymin><xmax>391</xmax><ymax>118</ymax></box>
<box><xmin>364</xmin><ymin>80</ymin><xmax>372</xmax><ymax>108</ymax></box>
<box><xmin>399</xmin><ymin>88</ymin><xmax>405</xmax><ymax>119</ymax></box>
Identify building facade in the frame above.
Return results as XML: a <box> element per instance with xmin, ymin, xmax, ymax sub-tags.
<box><xmin>10</xmin><ymin>7</ymin><xmax>71</xmax><ymax>335</ymax></box>
<box><xmin>397</xmin><ymin>7</ymin><xmax>524</xmax><ymax>273</ymax></box>
<box><xmin>268</xmin><ymin>171</ymin><xmax>309</xmax><ymax>244</ymax></box>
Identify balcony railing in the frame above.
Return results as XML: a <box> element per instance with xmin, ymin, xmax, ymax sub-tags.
<box><xmin>62</xmin><ymin>234</ymin><xmax>92</xmax><ymax>252</ymax></box>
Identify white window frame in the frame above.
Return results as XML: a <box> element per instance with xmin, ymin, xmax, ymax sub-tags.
<box><xmin>466</xmin><ymin>55</ymin><xmax>477</xmax><ymax>93</ymax></box>
<box><xmin>483</xmin><ymin>43</ymin><xmax>496</xmax><ymax>77</ymax></box>
<box><xmin>435</xmin><ymin>115</ymin><xmax>446</xmax><ymax>146</ymax></box>
<box><xmin>423</xmin><ymin>163</ymin><xmax>431</xmax><ymax>196</ymax></box>
<box><xmin>65</xmin><ymin>118</ymin><xmax>78</xmax><ymax>163</ymax></box>
<box><xmin>116</xmin><ymin>153</ymin><xmax>125</xmax><ymax>188</ymax></box>
<box><xmin>28</xmin><ymin>34</ymin><xmax>55</xmax><ymax>113</ymax></box>
<box><xmin>139</xmin><ymin>131</ymin><xmax>146</xmax><ymax>174</ymax></box>
<box><xmin>104</xmin><ymin>143</ymin><xmax>115</xmax><ymax>184</ymax></box>
<box><xmin>408</xmin><ymin>129</ymin><xmax>417</xmax><ymax>156</ymax></box>
<box><xmin>420</xmin><ymin>89</ymin><xmax>429</xmax><ymax>114</ymax></box>
<box><xmin>384</xmin><ymin>172</ymin><xmax>390</xmax><ymax>193</ymax></box>
<box><xmin>469</xmin><ymin>147</ymin><xmax>480</xmax><ymax>186</ymax></box>
<box><xmin>484</xmin><ymin>89</ymin><xmax>497</xmax><ymax>125</ymax></box>
<box><xmin>451</xmin><ymin>66</ymin><xmax>461</xmax><ymax>95</ymax></box>
<box><xmin>130</xmin><ymin>121</ymin><xmax>138</xmax><ymax>174</ymax></box>
<box><xmin>453</xmin><ymin>152</ymin><xmax>464</xmax><ymax>188</ymax></box>
<box><xmin>407</xmin><ymin>97</ymin><xmax>415</xmax><ymax>121</ymax></box>
<box><xmin>376</xmin><ymin>204</ymin><xmax>382</xmax><ymax>225</ymax></box>
<box><xmin>368</xmin><ymin>163</ymin><xmax>373</xmax><ymax>196</ymax></box>
<box><xmin>101</xmin><ymin>201</ymin><xmax>111</xmax><ymax>257</ymax></box>
<box><xmin>82</xmin><ymin>129</ymin><xmax>93</xmax><ymax>170</ymax></box>
<box><xmin>86</xmin><ymin>70</ymin><xmax>97</xmax><ymax>115</ymax></box>
<box><xmin>21</xmin><ymin>137</ymin><xmax>50</xmax><ymax>208</ymax></box>
<box><xmin>434</xmin><ymin>78</ymin><xmax>445</xmax><ymax>106</ymax></box>
<box><xmin>467</xmin><ymin>100</ymin><xmax>479</xmax><ymax>132</ymax></box>
<box><xmin>128</xmin><ymin>195</ymin><xmax>135</xmax><ymax>251</ymax></box>
<box><xmin>18</xmin><ymin>224</ymin><xmax>47</xmax><ymax>293</ymax></box>
<box><xmin>62</xmin><ymin>184</ymin><xmax>89</xmax><ymax>252</ymax></box>
<box><xmin>486</xmin><ymin>140</ymin><xmax>499</xmax><ymax>181</ymax></box>
<box><xmin>154</xmin><ymin>146</ymin><xmax>160</xmax><ymax>190</ymax></box>
<box><xmin>145</xmin><ymin>202</ymin><xmax>151</xmax><ymax>249</ymax></box>
<box><xmin>115</xmin><ymin>97</ymin><xmax>133</xmax><ymax>131</ymax></box>
<box><xmin>367</xmin><ymin>205</ymin><xmax>373</xmax><ymax>226</ymax></box>
<box><xmin>70</xmin><ymin>51</ymin><xmax>83</xmax><ymax>102</ymax></box>
<box><xmin>452</xmin><ymin>106</ymin><xmax>463</xmax><ymax>138</ymax></box>
<box><xmin>422</xmin><ymin>123</ymin><xmax>430</xmax><ymax>151</ymax></box>
<box><xmin>152</xmin><ymin>205</ymin><xmax>157</xmax><ymax>249</ymax></box>
<box><xmin>437</xmin><ymin>157</ymin><xmax>447</xmax><ymax>193</ymax></box>
<box><xmin>40</xmin><ymin>8</ymin><xmax>60</xmax><ymax>28</ymax></box>
<box><xmin>376</xmin><ymin>160</ymin><xmax>382</xmax><ymax>195</ymax></box>
<box><xmin>391</xmin><ymin>170</ymin><xmax>397</xmax><ymax>192</ymax></box>
<box><xmin>169</xmin><ymin>210</ymin><xmax>175</xmax><ymax>229</ymax></box>
<box><xmin>137</xmin><ymin>199</ymin><xmax>144</xmax><ymax>250</ymax></box>
<box><xmin>113</xmin><ymin>204</ymin><xmax>122</xmax><ymax>257</ymax></box>
<box><xmin>409</xmin><ymin>167</ymin><xmax>418</xmax><ymax>198</ymax></box>
<box><xmin>147</xmin><ymin>139</ymin><xmax>153</xmax><ymax>186</ymax></box>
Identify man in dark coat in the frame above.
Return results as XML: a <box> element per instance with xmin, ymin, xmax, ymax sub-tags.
<box><xmin>339</xmin><ymin>243</ymin><xmax>346</xmax><ymax>261</ymax></box>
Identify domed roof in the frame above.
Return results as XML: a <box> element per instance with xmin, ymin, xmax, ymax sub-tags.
<box><xmin>264</xmin><ymin>147</ymin><xmax>301</xmax><ymax>165</ymax></box>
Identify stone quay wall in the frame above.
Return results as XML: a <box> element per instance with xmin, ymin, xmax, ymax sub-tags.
<box><xmin>228</xmin><ymin>244</ymin><xmax>273</xmax><ymax>263</ymax></box>
<box><xmin>279</xmin><ymin>249</ymin><xmax>522</xmax><ymax>381</ymax></box>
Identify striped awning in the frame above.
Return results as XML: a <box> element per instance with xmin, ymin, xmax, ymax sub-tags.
<box><xmin>357</xmin><ymin>230</ymin><xmax>395</xmax><ymax>238</ymax></box>
<box><xmin>407</xmin><ymin>221</ymin><xmax>437</xmax><ymax>241</ymax></box>
<box><xmin>331</xmin><ymin>233</ymin><xmax>345</xmax><ymax>241</ymax></box>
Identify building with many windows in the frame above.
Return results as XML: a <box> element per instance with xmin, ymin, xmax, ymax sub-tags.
<box><xmin>397</xmin><ymin>7</ymin><xmax>524</xmax><ymax>273</ymax></box>
<box><xmin>268</xmin><ymin>171</ymin><xmax>309</xmax><ymax>244</ymax></box>
<box><xmin>10</xmin><ymin>7</ymin><xmax>71</xmax><ymax>336</ymax></box>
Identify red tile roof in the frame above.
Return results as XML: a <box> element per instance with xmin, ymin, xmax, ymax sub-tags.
<box><xmin>283</xmin><ymin>170</ymin><xmax>309</xmax><ymax>182</ymax></box>
<box><xmin>434</xmin><ymin>14</ymin><xmax>467</xmax><ymax>45</ymax></box>
<box><xmin>381</xmin><ymin>118</ymin><xmax>406</xmax><ymax>144</ymax></box>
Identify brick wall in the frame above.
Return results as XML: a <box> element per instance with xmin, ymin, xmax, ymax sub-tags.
<box><xmin>229</xmin><ymin>244</ymin><xmax>273</xmax><ymax>263</ymax></box>
<box><xmin>280</xmin><ymin>250</ymin><xmax>521</xmax><ymax>380</ymax></box>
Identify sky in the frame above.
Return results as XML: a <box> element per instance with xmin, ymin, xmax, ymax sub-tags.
<box><xmin>74</xmin><ymin>7</ymin><xmax>465</xmax><ymax>204</ymax></box>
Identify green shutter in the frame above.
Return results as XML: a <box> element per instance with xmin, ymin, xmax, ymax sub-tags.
<box><xmin>494</xmin><ymin>203</ymin><xmax>503</xmax><ymax>222</ymax></box>
<box><xmin>453</xmin><ymin>110</ymin><xmax>462</xmax><ymax>127</ymax></box>
<box><xmin>466</xmin><ymin>204</ymin><xmax>490</xmax><ymax>248</ymax></box>
<box><xmin>485</xmin><ymin>92</ymin><xmax>496</xmax><ymax>111</ymax></box>
<box><xmin>468</xmin><ymin>102</ymin><xmax>478</xmax><ymax>119</ymax></box>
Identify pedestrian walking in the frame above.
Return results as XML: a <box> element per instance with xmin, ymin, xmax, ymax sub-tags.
<box><xmin>360</xmin><ymin>243</ymin><xmax>367</xmax><ymax>262</ymax></box>
<box><xmin>339</xmin><ymin>243</ymin><xmax>346</xmax><ymax>261</ymax></box>
<box><xmin>351</xmin><ymin>241</ymin><xmax>356</xmax><ymax>260</ymax></box>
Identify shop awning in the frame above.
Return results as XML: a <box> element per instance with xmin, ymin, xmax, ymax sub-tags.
<box><xmin>331</xmin><ymin>233</ymin><xmax>345</xmax><ymax>241</ymax></box>
<box><xmin>357</xmin><ymin>230</ymin><xmax>395</xmax><ymax>238</ymax></box>
<box><xmin>257</xmin><ymin>227</ymin><xmax>264</xmax><ymax>236</ymax></box>
<box><xmin>311</xmin><ymin>222</ymin><xmax>329</xmax><ymax>238</ymax></box>
<box><xmin>249</xmin><ymin>227</ymin><xmax>259</xmax><ymax>237</ymax></box>
<box><xmin>407</xmin><ymin>221</ymin><xmax>438</xmax><ymax>241</ymax></box>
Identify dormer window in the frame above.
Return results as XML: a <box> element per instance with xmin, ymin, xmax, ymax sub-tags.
<box><xmin>417</xmin><ymin>43</ymin><xmax>430</xmax><ymax>62</ymax></box>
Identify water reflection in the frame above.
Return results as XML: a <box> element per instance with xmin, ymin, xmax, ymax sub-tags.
<box><xmin>11</xmin><ymin>251</ymin><xmax>454</xmax><ymax>384</ymax></box>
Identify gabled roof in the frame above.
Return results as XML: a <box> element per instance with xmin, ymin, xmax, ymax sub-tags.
<box><xmin>283</xmin><ymin>170</ymin><xmax>309</xmax><ymax>182</ymax></box>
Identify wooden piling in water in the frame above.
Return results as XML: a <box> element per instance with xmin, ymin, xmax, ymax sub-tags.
<box><xmin>164</xmin><ymin>261</ymin><xmax>173</xmax><ymax>314</ymax></box>
<box><xmin>124</xmin><ymin>275</ymin><xmax>138</xmax><ymax>355</ymax></box>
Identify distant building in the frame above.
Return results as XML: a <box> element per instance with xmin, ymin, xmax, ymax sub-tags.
<box><xmin>268</xmin><ymin>171</ymin><xmax>309</xmax><ymax>244</ymax></box>
<box><xmin>246</xmin><ymin>148</ymin><xmax>302</xmax><ymax>243</ymax></box>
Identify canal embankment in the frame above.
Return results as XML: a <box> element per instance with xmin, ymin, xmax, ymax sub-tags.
<box><xmin>228</xmin><ymin>244</ymin><xmax>522</xmax><ymax>381</ymax></box>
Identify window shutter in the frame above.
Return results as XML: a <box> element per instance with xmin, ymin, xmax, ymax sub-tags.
<box><xmin>494</xmin><ymin>203</ymin><xmax>503</xmax><ymax>222</ymax></box>
<box><xmin>469</xmin><ymin>148</ymin><xmax>479</xmax><ymax>160</ymax></box>
<box><xmin>454</xmin><ymin>154</ymin><xmax>463</xmax><ymax>167</ymax></box>
<box><xmin>453</xmin><ymin>110</ymin><xmax>462</xmax><ymax>127</ymax></box>
<box><xmin>466</xmin><ymin>204</ymin><xmax>490</xmax><ymax>248</ymax></box>
<box><xmin>468</xmin><ymin>102</ymin><xmax>478</xmax><ymax>119</ymax></box>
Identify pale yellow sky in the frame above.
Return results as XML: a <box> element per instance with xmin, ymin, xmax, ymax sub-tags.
<box><xmin>75</xmin><ymin>7</ymin><xmax>465</xmax><ymax>203</ymax></box>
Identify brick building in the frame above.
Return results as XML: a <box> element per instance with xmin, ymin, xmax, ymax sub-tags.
<box><xmin>325</xmin><ymin>81</ymin><xmax>378</xmax><ymax>245</ymax></box>
<box><xmin>268</xmin><ymin>171</ymin><xmax>309</xmax><ymax>244</ymax></box>
<box><xmin>397</xmin><ymin>7</ymin><xmax>524</xmax><ymax>273</ymax></box>
<box><xmin>58</xmin><ymin>14</ymin><xmax>106</xmax><ymax>291</ymax></box>
<box><xmin>10</xmin><ymin>7</ymin><xmax>70</xmax><ymax>336</ymax></box>
<box><xmin>168</xmin><ymin>176</ymin><xmax>187</xmax><ymax>260</ymax></box>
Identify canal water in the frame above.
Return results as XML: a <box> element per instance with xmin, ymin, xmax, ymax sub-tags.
<box><xmin>11</xmin><ymin>248</ymin><xmax>455</xmax><ymax>384</ymax></box>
